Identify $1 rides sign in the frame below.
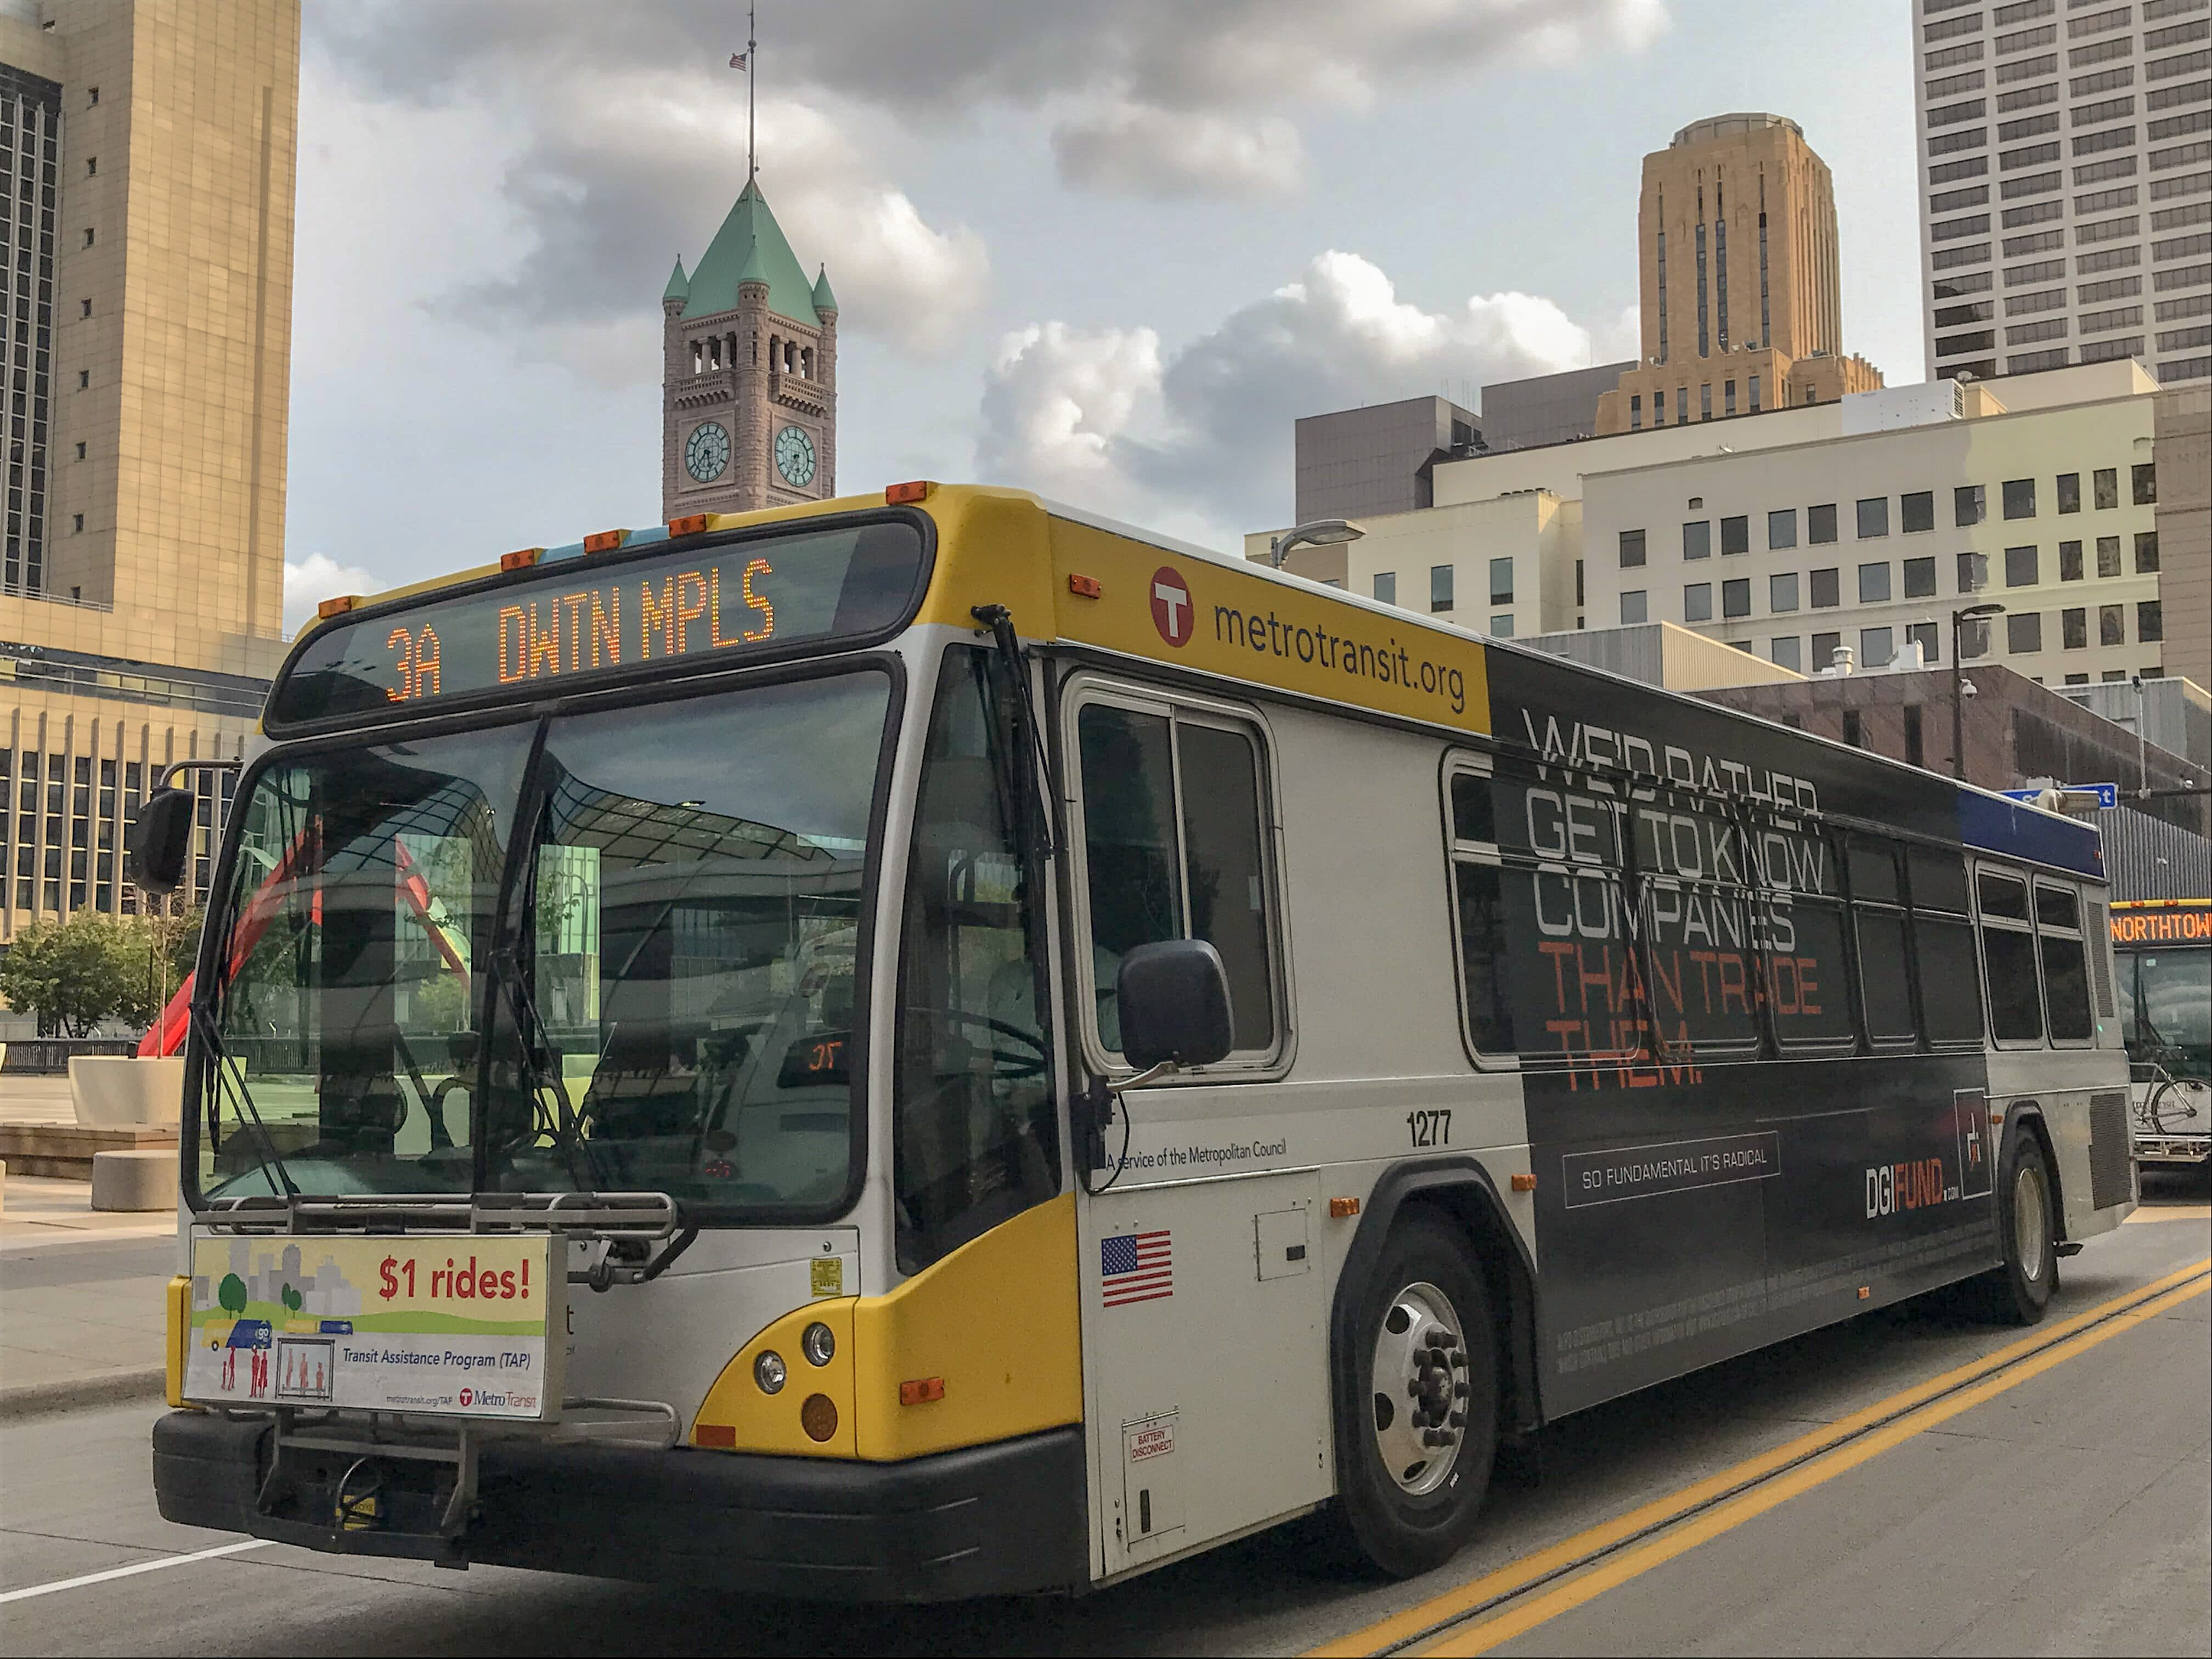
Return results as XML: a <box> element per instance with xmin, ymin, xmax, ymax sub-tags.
<box><xmin>184</xmin><ymin>1233</ymin><xmax>562</xmax><ymax>1420</ymax></box>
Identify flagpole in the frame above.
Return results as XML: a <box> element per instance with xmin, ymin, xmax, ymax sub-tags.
<box><xmin>747</xmin><ymin>2</ymin><xmax>757</xmax><ymax>186</ymax></box>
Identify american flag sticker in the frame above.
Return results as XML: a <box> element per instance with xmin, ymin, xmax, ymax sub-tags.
<box><xmin>1101</xmin><ymin>1229</ymin><xmax>1173</xmax><ymax>1307</ymax></box>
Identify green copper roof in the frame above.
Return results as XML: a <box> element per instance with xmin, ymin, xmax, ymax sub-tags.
<box><xmin>810</xmin><ymin>263</ymin><xmax>839</xmax><ymax>314</ymax></box>
<box><xmin>662</xmin><ymin>257</ymin><xmax>689</xmax><ymax>302</ymax></box>
<box><xmin>682</xmin><ymin>179</ymin><xmax>819</xmax><ymax>323</ymax></box>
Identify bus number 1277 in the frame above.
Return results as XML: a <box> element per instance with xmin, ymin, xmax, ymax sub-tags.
<box><xmin>1407</xmin><ymin>1110</ymin><xmax>1453</xmax><ymax>1148</ymax></box>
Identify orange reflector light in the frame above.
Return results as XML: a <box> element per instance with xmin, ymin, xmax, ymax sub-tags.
<box><xmin>1990</xmin><ymin>1110</ymin><xmax>2004</xmax><ymax>1125</ymax></box>
<box><xmin>316</xmin><ymin>595</ymin><xmax>357</xmax><ymax>619</ymax></box>
<box><xmin>898</xmin><ymin>1376</ymin><xmax>945</xmax><ymax>1406</ymax></box>
<box><xmin>692</xmin><ymin>1423</ymin><xmax>736</xmax><ymax>1449</ymax></box>
<box><xmin>800</xmin><ymin>1393</ymin><xmax>839</xmax><ymax>1443</ymax></box>
<box><xmin>1328</xmin><ymin>1197</ymin><xmax>1360</xmax><ymax>1218</ymax></box>
<box><xmin>1510</xmin><ymin>1173</ymin><xmax>1537</xmax><ymax>1193</ymax></box>
<box><xmin>500</xmin><ymin>548</ymin><xmax>544</xmax><ymax>572</ymax></box>
<box><xmin>885</xmin><ymin>480</ymin><xmax>933</xmax><ymax>505</ymax></box>
<box><xmin>1068</xmin><ymin>573</ymin><xmax>1104</xmax><ymax>599</ymax></box>
<box><xmin>667</xmin><ymin>513</ymin><xmax>710</xmax><ymax>538</ymax></box>
<box><xmin>1857</xmin><ymin>1285</ymin><xmax>1872</xmax><ymax>1300</ymax></box>
<box><xmin>582</xmin><ymin>529</ymin><xmax>629</xmax><ymax>555</ymax></box>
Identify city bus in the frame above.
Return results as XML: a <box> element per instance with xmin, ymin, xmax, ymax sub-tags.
<box><xmin>2110</xmin><ymin>898</ymin><xmax>2211</xmax><ymax>1167</ymax></box>
<box><xmin>145</xmin><ymin>483</ymin><xmax>2135</xmax><ymax>1596</ymax></box>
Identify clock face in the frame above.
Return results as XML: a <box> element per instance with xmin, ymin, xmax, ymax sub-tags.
<box><xmin>685</xmin><ymin>421</ymin><xmax>730</xmax><ymax>484</ymax></box>
<box><xmin>775</xmin><ymin>424</ymin><xmax>817</xmax><ymax>488</ymax></box>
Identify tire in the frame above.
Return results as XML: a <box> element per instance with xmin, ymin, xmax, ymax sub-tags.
<box><xmin>1329</xmin><ymin>1210</ymin><xmax>1499</xmax><ymax>1578</ymax></box>
<box><xmin>1974</xmin><ymin>1131</ymin><xmax>2059</xmax><ymax>1325</ymax></box>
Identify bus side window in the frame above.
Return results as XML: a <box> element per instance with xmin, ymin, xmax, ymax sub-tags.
<box><xmin>1073</xmin><ymin>697</ymin><xmax>1279</xmax><ymax>1062</ymax></box>
<box><xmin>1443</xmin><ymin>765</ymin><xmax>1517</xmax><ymax>1058</ymax></box>
<box><xmin>2034</xmin><ymin>880</ymin><xmax>2093</xmax><ymax>1043</ymax></box>
<box><xmin>1849</xmin><ymin>838</ymin><xmax>1915</xmax><ymax>1045</ymax></box>
<box><xmin>1976</xmin><ymin>869</ymin><xmax>2044</xmax><ymax>1045</ymax></box>
<box><xmin>1908</xmin><ymin>845</ymin><xmax>1982</xmax><ymax>1045</ymax></box>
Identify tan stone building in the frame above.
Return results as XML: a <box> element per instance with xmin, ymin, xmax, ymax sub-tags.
<box><xmin>0</xmin><ymin>0</ymin><xmax>298</xmax><ymax>936</ymax></box>
<box><xmin>2155</xmin><ymin>380</ymin><xmax>2209</xmax><ymax>691</ymax></box>
<box><xmin>1596</xmin><ymin>114</ymin><xmax>1883</xmax><ymax>436</ymax></box>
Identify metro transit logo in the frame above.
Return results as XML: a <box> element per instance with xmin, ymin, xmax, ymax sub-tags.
<box><xmin>1150</xmin><ymin>566</ymin><xmax>1193</xmax><ymax>647</ymax></box>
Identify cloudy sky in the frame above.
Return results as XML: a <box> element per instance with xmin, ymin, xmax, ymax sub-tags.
<box><xmin>281</xmin><ymin>1</ymin><xmax>1921</xmax><ymax>629</ymax></box>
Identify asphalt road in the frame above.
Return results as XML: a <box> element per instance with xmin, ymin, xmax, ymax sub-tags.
<box><xmin>3</xmin><ymin>1169</ymin><xmax>2206</xmax><ymax>1658</ymax></box>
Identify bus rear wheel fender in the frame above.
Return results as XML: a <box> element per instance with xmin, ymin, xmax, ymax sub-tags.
<box><xmin>1329</xmin><ymin>1209</ymin><xmax>1500</xmax><ymax>1577</ymax></box>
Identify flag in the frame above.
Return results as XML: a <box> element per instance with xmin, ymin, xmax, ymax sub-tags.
<box><xmin>730</xmin><ymin>51</ymin><xmax>747</xmax><ymax>70</ymax></box>
<box><xmin>1101</xmin><ymin>1230</ymin><xmax>1172</xmax><ymax>1307</ymax></box>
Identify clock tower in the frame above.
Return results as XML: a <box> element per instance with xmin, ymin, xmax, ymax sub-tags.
<box><xmin>662</xmin><ymin>179</ymin><xmax>838</xmax><ymax>518</ymax></box>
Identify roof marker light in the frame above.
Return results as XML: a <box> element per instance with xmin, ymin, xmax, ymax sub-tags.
<box><xmin>667</xmin><ymin>514</ymin><xmax>710</xmax><ymax>538</ymax></box>
<box><xmin>885</xmin><ymin>481</ymin><xmax>933</xmax><ymax>505</ymax></box>
<box><xmin>583</xmin><ymin>529</ymin><xmax>630</xmax><ymax>555</ymax></box>
<box><xmin>500</xmin><ymin>548</ymin><xmax>544</xmax><ymax>573</ymax></box>
<box><xmin>316</xmin><ymin>595</ymin><xmax>357</xmax><ymax>619</ymax></box>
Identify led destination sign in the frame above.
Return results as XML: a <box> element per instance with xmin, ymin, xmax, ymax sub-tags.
<box><xmin>269</xmin><ymin>518</ymin><xmax>927</xmax><ymax>730</ymax></box>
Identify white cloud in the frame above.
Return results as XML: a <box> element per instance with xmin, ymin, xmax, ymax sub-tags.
<box><xmin>1052</xmin><ymin>106</ymin><xmax>1304</xmax><ymax>198</ymax></box>
<box><xmin>979</xmin><ymin>251</ymin><xmax>1617</xmax><ymax>539</ymax></box>
<box><xmin>284</xmin><ymin>553</ymin><xmax>387</xmax><ymax>636</ymax></box>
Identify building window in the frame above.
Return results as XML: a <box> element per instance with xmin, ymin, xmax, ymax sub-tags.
<box><xmin>2057</xmin><ymin>471</ymin><xmax>2081</xmax><ymax>513</ymax></box>
<box><xmin>71</xmin><ymin>514</ymin><xmax>82</xmax><ymax>533</ymax></box>
<box><xmin>1619</xmin><ymin>529</ymin><xmax>1646</xmax><ymax>568</ymax></box>
<box><xmin>77</xmin><ymin>369</ymin><xmax>89</xmax><ymax>389</ymax></box>
<box><xmin>2131</xmin><ymin>462</ymin><xmax>2156</xmax><ymax>505</ymax></box>
<box><xmin>1683</xmin><ymin>521</ymin><xmax>1712</xmax><ymax>560</ymax></box>
<box><xmin>1862</xmin><ymin>627</ymin><xmax>1894</xmax><ymax>669</ymax></box>
<box><xmin>1621</xmin><ymin>590</ymin><xmax>1649</xmax><ymax>625</ymax></box>
<box><xmin>2097</xmin><ymin>534</ymin><xmax>2121</xmax><ymax>577</ymax></box>
<box><xmin>1725</xmin><ymin>379</ymin><xmax>1737</xmax><ymax>416</ymax></box>
<box><xmin>1720</xmin><ymin>516</ymin><xmax>1748</xmax><ymax>556</ymax></box>
<box><xmin>1809</xmin><ymin>503</ymin><xmax>1839</xmax><ymax>544</ymax></box>
<box><xmin>86</xmin><ymin>156</ymin><xmax>95</xmax><ymax>176</ymax></box>
<box><xmin>1860</xmin><ymin>562</ymin><xmax>1893</xmax><ymax>603</ymax></box>
<box><xmin>1956</xmin><ymin>483</ymin><xmax>1987</xmax><ymax>526</ymax></box>
<box><xmin>2100</xmin><ymin>603</ymin><xmax>2124</xmax><ymax>647</ymax></box>
<box><xmin>1717</xmin><ymin>216</ymin><xmax>1730</xmax><ymax>351</ymax></box>
<box><xmin>1684</xmin><ymin>582</ymin><xmax>1714</xmax><ymax>622</ymax></box>
<box><xmin>1700</xmin><ymin>383</ymin><xmax>1713</xmax><ymax>421</ymax></box>
<box><xmin>1904</xmin><ymin>556</ymin><xmax>1938</xmax><ymax>598</ymax></box>
<box><xmin>74</xmin><ymin>442</ymin><xmax>85</xmax><ymax>461</ymax></box>
<box><xmin>1373</xmin><ymin>571</ymin><xmax>1396</xmax><ymax>605</ymax></box>
<box><xmin>2065</xmin><ymin>672</ymin><xmax>2091</xmax><ymax>685</ymax></box>
<box><xmin>1630</xmin><ymin>394</ymin><xmax>1643</xmax><ymax>429</ymax></box>
<box><xmin>2140</xmin><ymin>599</ymin><xmax>2163</xmax><ymax>641</ymax></box>
<box><xmin>2093</xmin><ymin>466</ymin><xmax>2118</xmax><ymax>508</ymax></box>
<box><xmin>1758</xmin><ymin>212</ymin><xmax>1771</xmax><ymax>344</ymax></box>
<box><xmin>1768</xmin><ymin>508</ymin><xmax>1798</xmax><ymax>549</ymax></box>
<box><xmin>82</xmin><ymin>227</ymin><xmax>94</xmax><ymax>247</ymax></box>
<box><xmin>1430</xmin><ymin>565</ymin><xmax>1454</xmax><ymax>612</ymax></box>
<box><xmin>1904</xmin><ymin>703</ymin><xmax>1925</xmax><ymax>768</ymax></box>
<box><xmin>1696</xmin><ymin>221</ymin><xmax>1709</xmax><ymax>357</ymax></box>
<box><xmin>1771</xmin><ymin>572</ymin><xmax>1800</xmax><ymax>612</ymax></box>
<box><xmin>1576</xmin><ymin>559</ymin><xmax>1585</xmax><ymax>607</ymax></box>
<box><xmin>1842</xmin><ymin>709</ymin><xmax>1863</xmax><ymax>748</ymax></box>
<box><xmin>1909</xmin><ymin>620</ymin><xmax>1942</xmax><ymax>664</ymax></box>
<box><xmin>2007</xmin><ymin>611</ymin><xmax>2044</xmax><ymax>653</ymax></box>
<box><xmin>2135</xmin><ymin>531</ymin><xmax>2159</xmax><ymax>572</ymax></box>
<box><xmin>1656</xmin><ymin>230</ymin><xmax>1668</xmax><ymax>363</ymax></box>
<box><xmin>1723</xmin><ymin>578</ymin><xmax>1751</xmax><ymax>618</ymax></box>
<box><xmin>1859</xmin><ymin>498</ymin><xmax>1892</xmax><ymax>539</ymax></box>
<box><xmin>1959</xmin><ymin>550</ymin><xmax>1990</xmax><ymax>593</ymax></box>
<box><xmin>2002</xmin><ymin>477</ymin><xmax>2036</xmax><ymax>517</ymax></box>
<box><xmin>2060</xmin><ymin>539</ymin><xmax>2085</xmax><ymax>580</ymax></box>
<box><xmin>1813</xmin><ymin>631</ymin><xmax>1842</xmax><ymax>672</ymax></box>
<box><xmin>1810</xmin><ymin>567</ymin><xmax>1842</xmax><ymax>608</ymax></box>
<box><xmin>2063</xmin><ymin>606</ymin><xmax>2089</xmax><ymax>649</ymax></box>
<box><xmin>1750</xmin><ymin>373</ymin><xmax>1763</xmax><ymax>410</ymax></box>
<box><xmin>1677</xmin><ymin>386</ymin><xmax>1689</xmax><ymax>425</ymax></box>
<box><xmin>1902</xmin><ymin>490</ymin><xmax>1936</xmax><ymax>533</ymax></box>
<box><xmin>1772</xmin><ymin>635</ymin><xmax>1802</xmax><ymax>672</ymax></box>
<box><xmin>2005</xmin><ymin>544</ymin><xmax>2040</xmax><ymax>585</ymax></box>
<box><xmin>1489</xmin><ymin>557</ymin><xmax>1514</xmax><ymax>605</ymax></box>
<box><xmin>78</xmin><ymin>298</ymin><xmax>89</xmax><ymax>318</ymax></box>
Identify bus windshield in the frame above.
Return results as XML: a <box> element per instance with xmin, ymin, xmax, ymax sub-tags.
<box><xmin>2115</xmin><ymin>948</ymin><xmax>2212</xmax><ymax>1082</ymax></box>
<box><xmin>193</xmin><ymin>670</ymin><xmax>890</xmax><ymax>1216</ymax></box>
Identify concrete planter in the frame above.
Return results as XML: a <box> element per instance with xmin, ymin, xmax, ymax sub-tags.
<box><xmin>69</xmin><ymin>1056</ymin><xmax>186</xmax><ymax>1128</ymax></box>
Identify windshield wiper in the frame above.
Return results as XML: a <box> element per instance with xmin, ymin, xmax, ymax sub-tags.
<box><xmin>487</xmin><ymin>942</ymin><xmax>608</xmax><ymax>1192</ymax></box>
<box><xmin>191</xmin><ymin>1002</ymin><xmax>300</xmax><ymax>1200</ymax></box>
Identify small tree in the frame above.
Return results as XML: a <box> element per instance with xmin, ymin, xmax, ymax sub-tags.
<box><xmin>218</xmin><ymin>1273</ymin><xmax>248</xmax><ymax>1316</ymax></box>
<box><xmin>0</xmin><ymin>910</ymin><xmax>193</xmax><ymax>1036</ymax></box>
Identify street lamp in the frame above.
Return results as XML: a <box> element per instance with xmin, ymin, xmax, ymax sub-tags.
<box><xmin>1268</xmin><ymin>517</ymin><xmax>1365</xmax><ymax>571</ymax></box>
<box><xmin>1950</xmin><ymin>601</ymin><xmax>2005</xmax><ymax>780</ymax></box>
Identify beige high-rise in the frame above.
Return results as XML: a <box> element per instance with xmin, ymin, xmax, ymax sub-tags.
<box><xmin>1597</xmin><ymin>114</ymin><xmax>1884</xmax><ymax>436</ymax></box>
<box><xmin>0</xmin><ymin>0</ymin><xmax>297</xmax><ymax>936</ymax></box>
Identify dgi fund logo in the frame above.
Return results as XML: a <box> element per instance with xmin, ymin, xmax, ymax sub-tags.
<box><xmin>1150</xmin><ymin>566</ymin><xmax>1193</xmax><ymax>647</ymax></box>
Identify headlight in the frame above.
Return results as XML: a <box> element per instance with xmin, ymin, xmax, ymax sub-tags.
<box><xmin>802</xmin><ymin>1322</ymin><xmax>836</xmax><ymax>1367</ymax></box>
<box><xmin>754</xmin><ymin>1350</ymin><xmax>787</xmax><ymax>1394</ymax></box>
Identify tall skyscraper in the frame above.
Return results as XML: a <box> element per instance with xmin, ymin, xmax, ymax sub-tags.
<box><xmin>1912</xmin><ymin>0</ymin><xmax>2210</xmax><ymax>387</ymax></box>
<box><xmin>1596</xmin><ymin>114</ymin><xmax>1884</xmax><ymax>436</ymax></box>
<box><xmin>662</xmin><ymin>179</ymin><xmax>839</xmax><ymax>519</ymax></box>
<box><xmin>0</xmin><ymin>0</ymin><xmax>298</xmax><ymax>935</ymax></box>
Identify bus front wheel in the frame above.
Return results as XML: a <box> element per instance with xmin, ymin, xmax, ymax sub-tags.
<box><xmin>1976</xmin><ymin>1132</ymin><xmax>2059</xmax><ymax>1325</ymax></box>
<box><xmin>1333</xmin><ymin>1211</ymin><xmax>1499</xmax><ymax>1577</ymax></box>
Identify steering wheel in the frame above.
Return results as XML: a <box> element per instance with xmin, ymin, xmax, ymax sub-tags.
<box><xmin>910</xmin><ymin>1007</ymin><xmax>1049</xmax><ymax>1079</ymax></box>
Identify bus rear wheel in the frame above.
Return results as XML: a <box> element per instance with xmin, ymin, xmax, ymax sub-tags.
<box><xmin>1333</xmin><ymin>1211</ymin><xmax>1498</xmax><ymax>1577</ymax></box>
<box><xmin>1975</xmin><ymin>1132</ymin><xmax>2059</xmax><ymax>1325</ymax></box>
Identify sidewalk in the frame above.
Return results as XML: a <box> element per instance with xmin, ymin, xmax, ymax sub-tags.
<box><xmin>0</xmin><ymin>1172</ymin><xmax>176</xmax><ymax>1415</ymax></box>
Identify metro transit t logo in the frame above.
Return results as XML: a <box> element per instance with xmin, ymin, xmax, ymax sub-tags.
<box><xmin>1150</xmin><ymin>566</ymin><xmax>1193</xmax><ymax>647</ymax></box>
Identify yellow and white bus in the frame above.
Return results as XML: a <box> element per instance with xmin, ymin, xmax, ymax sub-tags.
<box><xmin>146</xmin><ymin>484</ymin><xmax>2134</xmax><ymax>1595</ymax></box>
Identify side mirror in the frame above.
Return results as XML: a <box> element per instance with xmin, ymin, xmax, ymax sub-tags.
<box><xmin>1116</xmin><ymin>939</ymin><xmax>1234</xmax><ymax>1072</ymax></box>
<box><xmin>125</xmin><ymin>787</ymin><xmax>196</xmax><ymax>895</ymax></box>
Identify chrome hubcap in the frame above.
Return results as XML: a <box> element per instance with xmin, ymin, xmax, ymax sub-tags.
<box><xmin>1370</xmin><ymin>1280</ymin><xmax>1467</xmax><ymax>1496</ymax></box>
<box><xmin>2014</xmin><ymin>1162</ymin><xmax>2049</xmax><ymax>1282</ymax></box>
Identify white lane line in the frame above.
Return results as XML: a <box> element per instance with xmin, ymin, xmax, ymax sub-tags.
<box><xmin>0</xmin><ymin>1539</ymin><xmax>270</xmax><ymax>1605</ymax></box>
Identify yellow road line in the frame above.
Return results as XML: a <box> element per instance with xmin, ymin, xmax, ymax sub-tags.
<box><xmin>2124</xmin><ymin>1205</ymin><xmax>2211</xmax><ymax>1224</ymax></box>
<box><xmin>1418</xmin><ymin>1275</ymin><xmax>2210</xmax><ymax>1657</ymax></box>
<box><xmin>1308</xmin><ymin>1259</ymin><xmax>2212</xmax><ymax>1659</ymax></box>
